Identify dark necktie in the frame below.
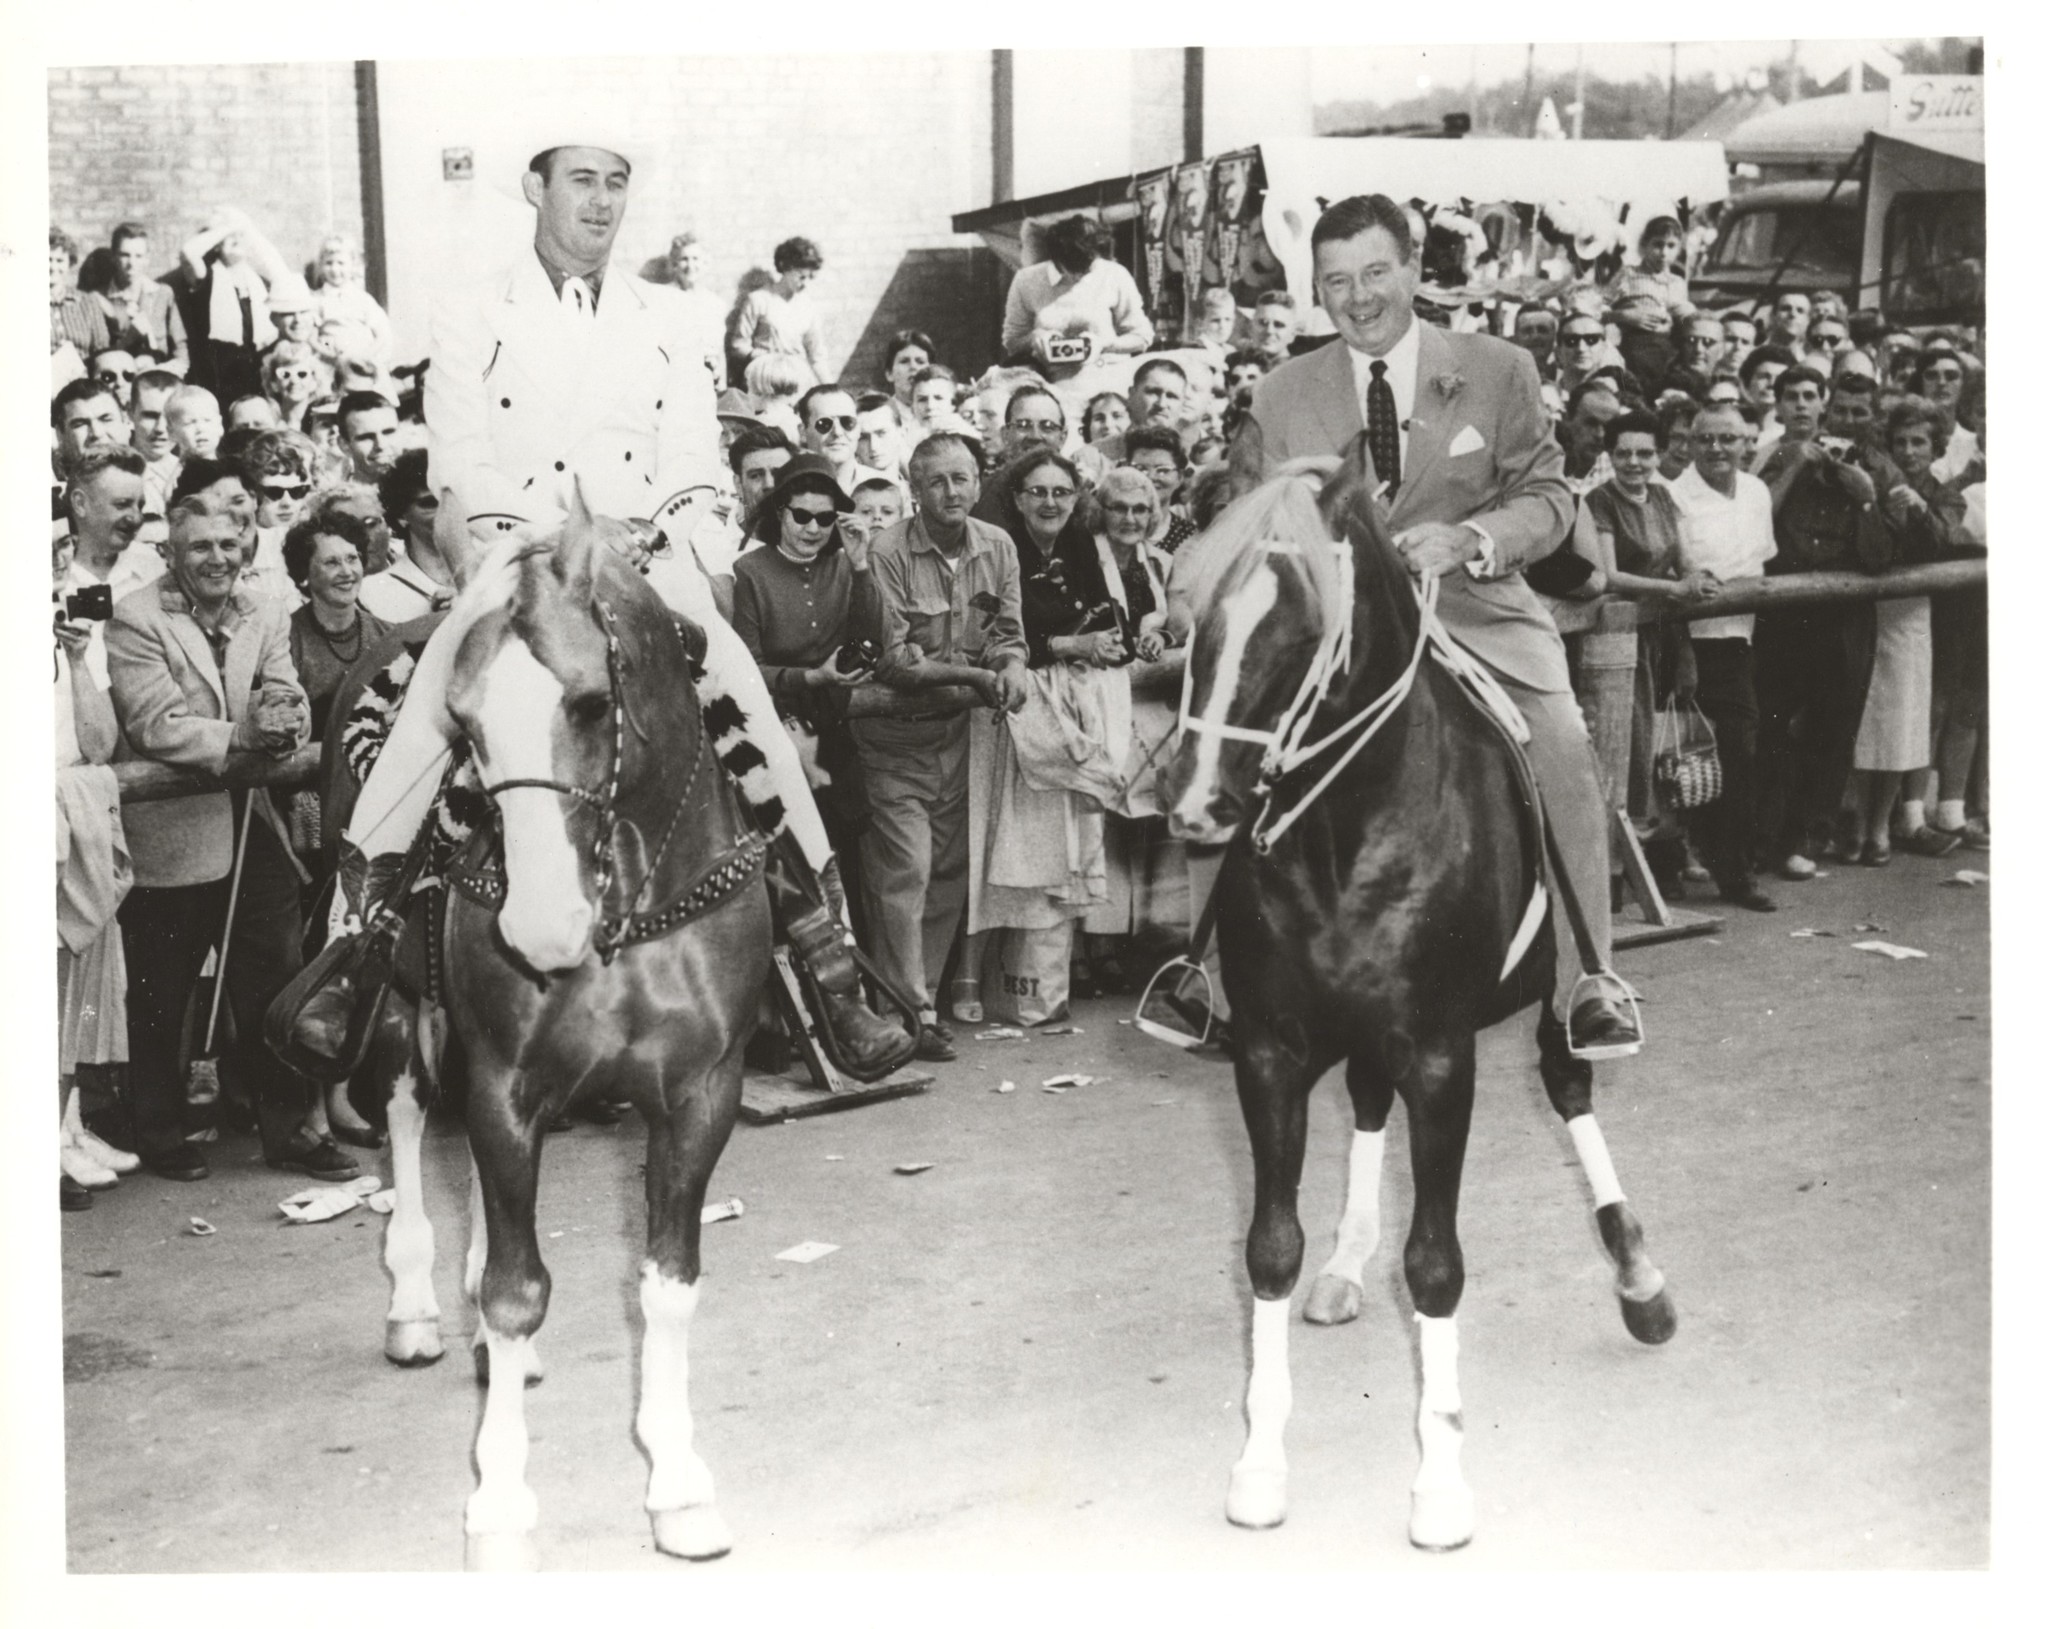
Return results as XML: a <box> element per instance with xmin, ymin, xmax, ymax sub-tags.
<box><xmin>1366</xmin><ymin>359</ymin><xmax>1401</xmax><ymax>495</ymax></box>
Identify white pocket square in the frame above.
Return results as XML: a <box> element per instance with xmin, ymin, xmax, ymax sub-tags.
<box><xmin>1448</xmin><ymin>425</ymin><xmax>1486</xmax><ymax>457</ymax></box>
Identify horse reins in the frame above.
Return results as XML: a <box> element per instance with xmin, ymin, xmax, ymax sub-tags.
<box><xmin>476</xmin><ymin>600</ymin><xmax>711</xmax><ymax>962</ymax></box>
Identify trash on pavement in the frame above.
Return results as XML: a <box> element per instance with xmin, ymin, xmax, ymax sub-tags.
<box><xmin>366</xmin><ymin>1190</ymin><xmax>396</xmax><ymax>1214</ymax></box>
<box><xmin>278</xmin><ymin>1175</ymin><xmax>382</xmax><ymax>1224</ymax></box>
<box><xmin>1042</xmin><ymin>1073</ymin><xmax>1094</xmax><ymax>1089</ymax></box>
<box><xmin>995</xmin><ymin>1079</ymin><xmax>1017</xmax><ymax>1093</ymax></box>
<box><xmin>1788</xmin><ymin>928</ymin><xmax>1837</xmax><ymax>939</ymax></box>
<box><xmin>893</xmin><ymin>1163</ymin><xmax>934</xmax><ymax>1176</ymax></box>
<box><xmin>186</xmin><ymin>1218</ymin><xmax>216</xmax><ymax>1237</ymax></box>
<box><xmin>701</xmin><ymin>1197</ymin><xmax>745</xmax><ymax>1224</ymax></box>
<box><xmin>1852</xmin><ymin>940</ymin><xmax>1928</xmax><ymax>961</ymax></box>
<box><xmin>1038</xmin><ymin>1024</ymin><xmax>1083</xmax><ymax>1035</ymax></box>
<box><xmin>976</xmin><ymin>1026</ymin><xmax>1027</xmax><ymax>1041</ymax></box>
<box><xmin>1946</xmin><ymin>870</ymin><xmax>1989</xmax><ymax>887</ymax></box>
<box><xmin>775</xmin><ymin>1240</ymin><xmax>839</xmax><ymax>1264</ymax></box>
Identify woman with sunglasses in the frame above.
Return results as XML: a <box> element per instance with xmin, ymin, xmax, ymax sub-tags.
<box><xmin>262</xmin><ymin>340</ymin><xmax>331</xmax><ymax>433</ymax></box>
<box><xmin>730</xmin><ymin>454</ymin><xmax>905</xmax><ymax>1043</ymax></box>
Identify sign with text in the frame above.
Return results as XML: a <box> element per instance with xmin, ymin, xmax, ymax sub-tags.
<box><xmin>1889</xmin><ymin>76</ymin><xmax>1983</xmax><ymax>134</ymax></box>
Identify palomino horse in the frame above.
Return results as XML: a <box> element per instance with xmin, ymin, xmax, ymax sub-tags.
<box><xmin>1157</xmin><ymin>439</ymin><xmax>1675</xmax><ymax>1551</ymax></box>
<box><xmin>354</xmin><ymin>495</ymin><xmax>773</xmax><ymax>1569</ymax></box>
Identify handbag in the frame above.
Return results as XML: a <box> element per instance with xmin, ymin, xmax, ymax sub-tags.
<box><xmin>1652</xmin><ymin>698</ymin><xmax>1722</xmax><ymax>810</ymax></box>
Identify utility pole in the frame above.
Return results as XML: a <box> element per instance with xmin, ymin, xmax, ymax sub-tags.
<box><xmin>1666</xmin><ymin>41</ymin><xmax>1679</xmax><ymax>140</ymax></box>
<box><xmin>1571</xmin><ymin>42</ymin><xmax>1585</xmax><ymax>140</ymax></box>
<box><xmin>1785</xmin><ymin>39</ymin><xmax>1802</xmax><ymax>103</ymax></box>
<box><xmin>1522</xmin><ymin>43</ymin><xmax>1536</xmax><ymax>136</ymax></box>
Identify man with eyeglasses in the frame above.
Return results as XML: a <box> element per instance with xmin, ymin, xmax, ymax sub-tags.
<box><xmin>1804</xmin><ymin>317</ymin><xmax>1850</xmax><ymax>363</ymax></box>
<box><xmin>799</xmin><ymin>383</ymin><xmax>885</xmax><ymax>498</ymax></box>
<box><xmin>1668</xmin><ymin>403</ymin><xmax>1777</xmax><ymax>910</ymax></box>
<box><xmin>57</xmin><ymin>445</ymin><xmax>163</xmax><ymax>688</ymax></box>
<box><xmin>974</xmin><ymin>384</ymin><xmax>1105</xmax><ymax>525</ymax></box>
<box><xmin>1678</xmin><ymin>315</ymin><xmax>1725</xmax><ymax>377</ymax></box>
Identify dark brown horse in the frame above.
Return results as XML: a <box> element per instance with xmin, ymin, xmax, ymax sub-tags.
<box><xmin>1158</xmin><ymin>439</ymin><xmax>1675</xmax><ymax>1550</ymax></box>
<box><xmin>354</xmin><ymin>498</ymin><xmax>773</xmax><ymax>1570</ymax></box>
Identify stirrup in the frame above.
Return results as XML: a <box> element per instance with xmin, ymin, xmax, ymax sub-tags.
<box><xmin>1134</xmin><ymin>956</ymin><xmax>1217</xmax><ymax>1051</ymax></box>
<box><xmin>1565</xmin><ymin>969</ymin><xmax>1645</xmax><ymax>1062</ymax></box>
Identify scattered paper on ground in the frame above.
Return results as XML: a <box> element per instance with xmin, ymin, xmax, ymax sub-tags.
<box><xmin>824</xmin><ymin>1154</ymin><xmax>844</xmax><ymax>1161</ymax></box>
<box><xmin>1038</xmin><ymin>1024</ymin><xmax>1082</xmax><ymax>1035</ymax></box>
<box><xmin>701</xmin><ymin>1198</ymin><xmax>745</xmax><ymax>1224</ymax></box>
<box><xmin>995</xmin><ymin>1080</ymin><xmax>1016</xmax><ymax>1094</ymax></box>
<box><xmin>894</xmin><ymin>1162</ymin><xmax>934</xmax><ymax>1176</ymax></box>
<box><xmin>1789</xmin><ymin>928</ymin><xmax>1837</xmax><ymax>939</ymax></box>
<box><xmin>1947</xmin><ymin>870</ymin><xmax>1989</xmax><ymax>887</ymax></box>
<box><xmin>1852</xmin><ymin>940</ymin><xmax>1928</xmax><ymax>961</ymax></box>
<box><xmin>186</xmin><ymin>1218</ymin><xmax>215</xmax><ymax>1237</ymax></box>
<box><xmin>278</xmin><ymin>1174</ymin><xmax>382</xmax><ymax>1224</ymax></box>
<box><xmin>775</xmin><ymin>1240</ymin><xmax>839</xmax><ymax>1264</ymax></box>
<box><xmin>976</xmin><ymin>1027</ymin><xmax>1026</xmax><ymax>1041</ymax></box>
<box><xmin>366</xmin><ymin>1190</ymin><xmax>395</xmax><ymax>1214</ymax></box>
<box><xmin>1042</xmin><ymin>1073</ymin><xmax>1094</xmax><ymax>1088</ymax></box>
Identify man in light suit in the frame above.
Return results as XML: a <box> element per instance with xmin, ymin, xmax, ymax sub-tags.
<box><xmin>1236</xmin><ymin>194</ymin><xmax>1638</xmax><ymax>1055</ymax></box>
<box><xmin>108</xmin><ymin>493</ymin><xmax>352</xmax><ymax>1181</ymax></box>
<box><xmin>295</xmin><ymin>131</ymin><xmax>909</xmax><ymax>1078</ymax></box>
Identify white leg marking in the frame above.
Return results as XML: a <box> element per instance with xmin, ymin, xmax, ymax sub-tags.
<box><xmin>1567</xmin><ymin>1113</ymin><xmax>1628</xmax><ymax>1209</ymax></box>
<box><xmin>383</xmin><ymin>1076</ymin><xmax>443</xmax><ymax>1364</ymax></box>
<box><xmin>471</xmin><ymin>641</ymin><xmax>592</xmax><ymax>973</ymax></box>
<box><xmin>1227</xmin><ymin>1295</ymin><xmax>1293</xmax><ymax>1528</ymax></box>
<box><xmin>1409</xmin><ymin>1313</ymin><xmax>1475</xmax><ymax>1549</ymax></box>
<box><xmin>1176</xmin><ymin>566</ymin><xmax>1278</xmax><ymax>833</ymax></box>
<box><xmin>464</xmin><ymin>1324</ymin><xmax>541</xmax><ymax>1569</ymax></box>
<box><xmin>637</xmin><ymin>1265</ymin><xmax>733</xmax><ymax>1560</ymax></box>
<box><xmin>1322</xmin><ymin>1127</ymin><xmax>1386</xmax><ymax>1285</ymax></box>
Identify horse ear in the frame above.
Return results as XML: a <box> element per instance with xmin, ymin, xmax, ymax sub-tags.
<box><xmin>554</xmin><ymin>479</ymin><xmax>598</xmax><ymax>596</ymax></box>
<box><xmin>433</xmin><ymin>489</ymin><xmax>487</xmax><ymax>589</ymax></box>
<box><xmin>1338</xmin><ymin>428</ymin><xmax>1379</xmax><ymax>495</ymax></box>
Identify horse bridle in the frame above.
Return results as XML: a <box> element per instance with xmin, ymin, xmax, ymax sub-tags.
<box><xmin>476</xmin><ymin>600</ymin><xmax>709</xmax><ymax>962</ymax></box>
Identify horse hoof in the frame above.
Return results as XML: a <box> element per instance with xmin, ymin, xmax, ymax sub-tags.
<box><xmin>651</xmin><ymin>1504</ymin><xmax>733</xmax><ymax>1561</ymax></box>
<box><xmin>464</xmin><ymin>1531</ymin><xmax>540</xmax><ymax>1572</ymax></box>
<box><xmin>1408</xmin><ymin>1486</ymin><xmax>1475</xmax><ymax>1552</ymax></box>
<box><xmin>1225</xmin><ymin>1467</ymin><xmax>1287</xmax><ymax>1529</ymax></box>
<box><xmin>1302</xmin><ymin>1274</ymin><xmax>1362</xmax><ymax>1326</ymax></box>
<box><xmin>1619</xmin><ymin>1287</ymin><xmax>1678</xmax><ymax>1346</ymax></box>
<box><xmin>385</xmin><ymin>1320</ymin><xmax>445</xmax><ymax>1367</ymax></box>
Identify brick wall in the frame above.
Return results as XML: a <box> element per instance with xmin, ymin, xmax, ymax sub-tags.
<box><xmin>48</xmin><ymin>61</ymin><xmax>367</xmax><ymax>289</ymax></box>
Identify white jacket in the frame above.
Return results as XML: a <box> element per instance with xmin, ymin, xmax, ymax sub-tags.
<box><xmin>425</xmin><ymin>248</ymin><xmax>720</xmax><ymax>532</ymax></box>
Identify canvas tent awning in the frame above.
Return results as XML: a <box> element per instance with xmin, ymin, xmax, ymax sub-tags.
<box><xmin>1254</xmin><ymin>136</ymin><xmax>1730</xmax><ymax>316</ymax></box>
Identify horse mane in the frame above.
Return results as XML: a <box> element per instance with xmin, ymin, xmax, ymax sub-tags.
<box><xmin>1172</xmin><ymin>456</ymin><xmax>1351</xmax><ymax>643</ymax></box>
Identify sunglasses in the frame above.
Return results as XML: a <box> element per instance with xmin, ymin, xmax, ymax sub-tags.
<box><xmin>1021</xmin><ymin>485</ymin><xmax>1077</xmax><ymax>502</ymax></box>
<box><xmin>260</xmin><ymin>481</ymin><xmax>310</xmax><ymax>499</ymax></box>
<box><xmin>1562</xmin><ymin>332</ymin><xmax>1603</xmax><ymax>346</ymax></box>
<box><xmin>786</xmin><ymin>507</ymin><xmax>837</xmax><ymax>529</ymax></box>
<box><xmin>1924</xmin><ymin>367</ymin><xmax>1964</xmax><ymax>382</ymax></box>
<box><xmin>811</xmin><ymin>415</ymin><xmax>857</xmax><ymax>434</ymax></box>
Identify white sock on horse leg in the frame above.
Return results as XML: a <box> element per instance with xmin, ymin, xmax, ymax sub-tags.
<box><xmin>1567</xmin><ymin>1113</ymin><xmax>1627</xmax><ymax>1209</ymax></box>
<box><xmin>1321</xmin><ymin>1127</ymin><xmax>1386</xmax><ymax>1284</ymax></box>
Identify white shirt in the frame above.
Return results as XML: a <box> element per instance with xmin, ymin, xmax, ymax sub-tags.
<box><xmin>60</xmin><ymin>545</ymin><xmax>164</xmax><ymax>689</ymax></box>
<box><xmin>1671</xmin><ymin>465</ymin><xmax>1777</xmax><ymax>642</ymax></box>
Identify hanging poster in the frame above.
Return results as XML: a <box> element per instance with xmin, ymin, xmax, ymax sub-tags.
<box><xmin>1166</xmin><ymin>158</ymin><xmax>1212</xmax><ymax>341</ymax></box>
<box><xmin>1132</xmin><ymin>170</ymin><xmax>1173</xmax><ymax>317</ymax></box>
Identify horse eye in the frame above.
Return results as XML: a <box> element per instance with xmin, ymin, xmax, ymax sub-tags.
<box><xmin>569</xmin><ymin>692</ymin><xmax>610</xmax><ymax>725</ymax></box>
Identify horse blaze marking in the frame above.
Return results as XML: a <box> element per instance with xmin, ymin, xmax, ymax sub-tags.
<box><xmin>1182</xmin><ymin>565</ymin><xmax>1279</xmax><ymax>827</ymax></box>
<box><xmin>474</xmin><ymin>641</ymin><xmax>587</xmax><ymax>968</ymax></box>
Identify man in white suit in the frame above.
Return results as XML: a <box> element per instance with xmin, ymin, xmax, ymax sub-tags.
<box><xmin>292</xmin><ymin>132</ymin><xmax>909</xmax><ymax>1078</ymax></box>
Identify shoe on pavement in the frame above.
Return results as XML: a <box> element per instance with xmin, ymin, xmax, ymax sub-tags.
<box><xmin>61</xmin><ymin>1174</ymin><xmax>94</xmax><ymax>1211</ymax></box>
<box><xmin>1963</xmin><ymin>819</ymin><xmax>1991</xmax><ymax>851</ymax></box>
<box><xmin>913</xmin><ymin>1025</ymin><xmax>958</xmax><ymax>1063</ymax></box>
<box><xmin>69</xmin><ymin>1125</ymin><xmax>139</xmax><ymax>1173</ymax></box>
<box><xmin>267</xmin><ymin>1133</ymin><xmax>360</xmax><ymax>1183</ymax></box>
<box><xmin>1900</xmin><ymin>824</ymin><xmax>1964</xmax><ymax>858</ymax></box>
<box><xmin>142</xmin><ymin>1144</ymin><xmax>210</xmax><ymax>1182</ymax></box>
<box><xmin>1717</xmin><ymin>882</ymin><xmax>1779</xmax><ymax>913</ymax></box>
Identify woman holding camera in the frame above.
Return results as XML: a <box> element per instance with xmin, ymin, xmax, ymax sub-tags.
<box><xmin>1001</xmin><ymin>214</ymin><xmax>1154</xmax><ymax>383</ymax></box>
<box><xmin>732</xmin><ymin>454</ymin><xmax>885</xmax><ymax>931</ymax></box>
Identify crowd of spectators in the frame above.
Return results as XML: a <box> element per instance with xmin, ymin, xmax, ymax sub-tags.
<box><xmin>51</xmin><ymin>195</ymin><xmax>1988</xmax><ymax>1211</ymax></box>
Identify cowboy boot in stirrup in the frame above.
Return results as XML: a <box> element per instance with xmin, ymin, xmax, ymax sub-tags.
<box><xmin>291</xmin><ymin>842</ymin><xmax>410</xmax><ymax>1060</ymax></box>
<box><xmin>779</xmin><ymin>855</ymin><xmax>915</xmax><ymax>1080</ymax></box>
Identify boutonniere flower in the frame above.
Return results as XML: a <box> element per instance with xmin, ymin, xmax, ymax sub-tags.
<box><xmin>1432</xmin><ymin>372</ymin><xmax>1466</xmax><ymax>403</ymax></box>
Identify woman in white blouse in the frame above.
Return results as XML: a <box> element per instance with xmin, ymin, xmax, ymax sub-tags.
<box><xmin>1001</xmin><ymin>215</ymin><xmax>1154</xmax><ymax>384</ymax></box>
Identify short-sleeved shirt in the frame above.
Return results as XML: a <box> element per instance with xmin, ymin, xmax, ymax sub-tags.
<box><xmin>1670</xmin><ymin>465</ymin><xmax>1777</xmax><ymax>642</ymax></box>
<box><xmin>1585</xmin><ymin>480</ymin><xmax>1684</xmax><ymax>579</ymax></box>
<box><xmin>868</xmin><ymin>514</ymin><xmax>1027</xmax><ymax>680</ymax></box>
